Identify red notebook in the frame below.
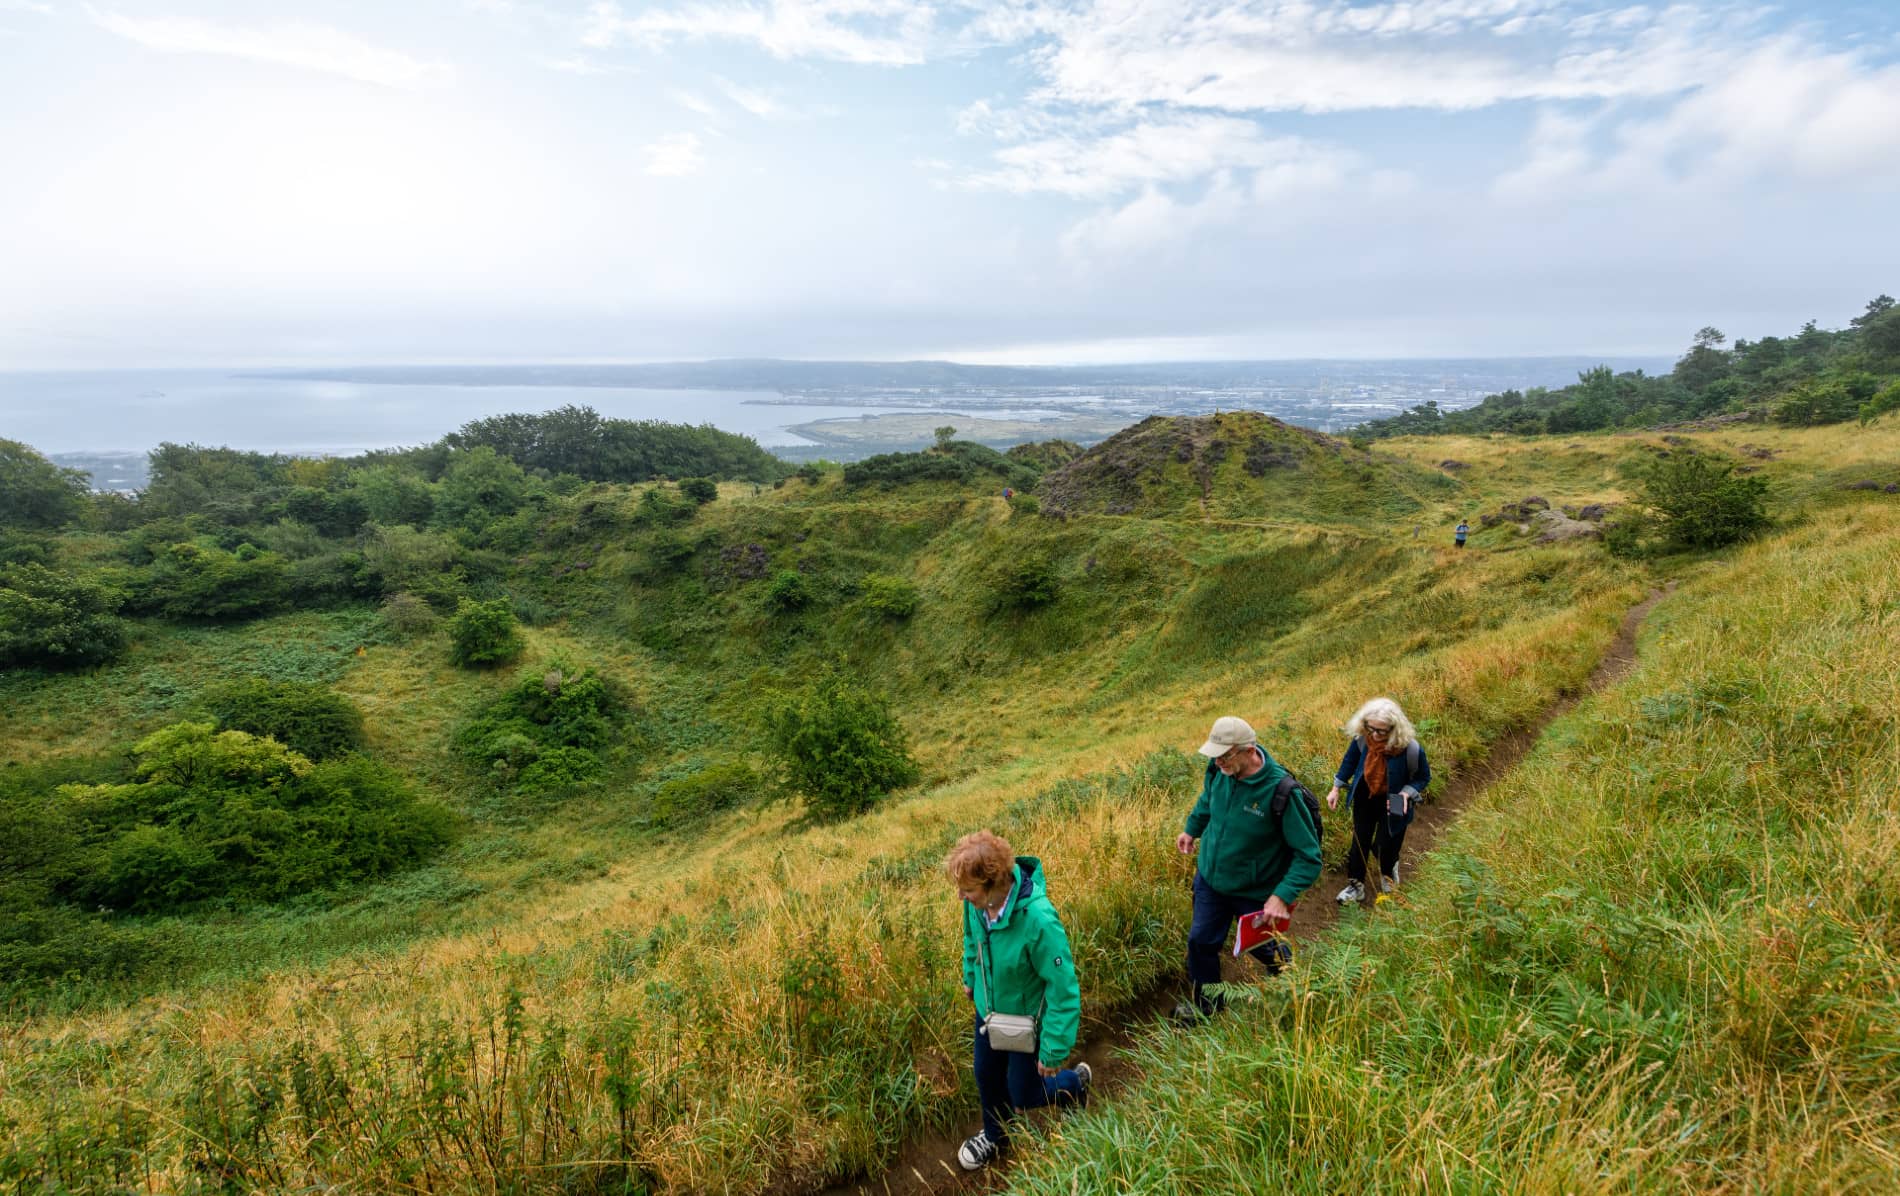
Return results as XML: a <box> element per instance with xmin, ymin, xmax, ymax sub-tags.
<box><xmin>1233</xmin><ymin>904</ymin><xmax>1294</xmax><ymax>957</ymax></box>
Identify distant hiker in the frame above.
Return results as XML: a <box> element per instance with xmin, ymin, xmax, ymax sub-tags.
<box><xmin>1326</xmin><ymin>698</ymin><xmax>1432</xmax><ymax>904</ymax></box>
<box><xmin>1002</xmin><ymin>486</ymin><xmax>1015</xmax><ymax>499</ymax></box>
<box><xmin>1173</xmin><ymin>716</ymin><xmax>1322</xmax><ymax>1022</ymax></box>
<box><xmin>1455</xmin><ymin>520</ymin><xmax>1469</xmax><ymax>548</ymax></box>
<box><xmin>947</xmin><ymin>830</ymin><xmax>1090</xmax><ymax>1172</ymax></box>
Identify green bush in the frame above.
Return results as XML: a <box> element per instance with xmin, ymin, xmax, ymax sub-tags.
<box><xmin>766</xmin><ymin>672</ymin><xmax>918</xmax><ymax>819</ymax></box>
<box><xmin>378</xmin><ymin>591</ymin><xmax>440</xmax><ymax>637</ymax></box>
<box><xmin>145</xmin><ymin>541</ymin><xmax>289</xmax><ymax>620</ymax></box>
<box><xmin>0</xmin><ymin>563</ymin><xmax>129</xmax><ymax>669</ymax></box>
<box><xmin>1639</xmin><ymin>452</ymin><xmax>1770</xmax><ymax>551</ymax></box>
<box><xmin>766</xmin><ymin>569</ymin><xmax>812</xmax><ymax>611</ymax></box>
<box><xmin>193</xmin><ymin>678</ymin><xmax>366</xmax><ymax>761</ymax></box>
<box><xmin>860</xmin><ymin>573</ymin><xmax>918</xmax><ymax>619</ymax></box>
<box><xmin>455</xmin><ymin>664</ymin><xmax>627</xmax><ymax>795</ymax></box>
<box><xmin>679</xmin><ymin>477</ymin><xmax>719</xmax><ymax>504</ymax></box>
<box><xmin>651</xmin><ymin>761</ymin><xmax>762</xmax><ymax>827</ymax></box>
<box><xmin>994</xmin><ymin>554</ymin><xmax>1059</xmax><ymax>610</ymax></box>
<box><xmin>447</xmin><ymin>598</ymin><xmax>524</xmax><ymax>667</ymax></box>
<box><xmin>53</xmin><ymin>723</ymin><xmax>452</xmax><ymax>914</ymax></box>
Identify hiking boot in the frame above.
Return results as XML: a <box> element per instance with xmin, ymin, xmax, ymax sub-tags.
<box><xmin>957</xmin><ymin>1130</ymin><xmax>1001</xmax><ymax>1171</ymax></box>
<box><xmin>1336</xmin><ymin>880</ymin><xmax>1366</xmax><ymax>904</ymax></box>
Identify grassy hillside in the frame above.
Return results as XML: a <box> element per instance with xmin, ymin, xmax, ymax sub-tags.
<box><xmin>2</xmin><ymin>417</ymin><xmax>1895</xmax><ymax>1192</ymax></box>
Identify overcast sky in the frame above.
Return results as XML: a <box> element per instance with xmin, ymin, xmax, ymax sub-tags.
<box><xmin>2</xmin><ymin>0</ymin><xmax>1897</xmax><ymax>367</ymax></box>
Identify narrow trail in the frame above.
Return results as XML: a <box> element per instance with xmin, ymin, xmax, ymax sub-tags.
<box><xmin>814</xmin><ymin>589</ymin><xmax>1666</xmax><ymax>1196</ymax></box>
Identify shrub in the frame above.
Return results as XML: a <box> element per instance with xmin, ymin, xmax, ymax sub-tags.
<box><xmin>146</xmin><ymin>541</ymin><xmax>288</xmax><ymax>620</ymax></box>
<box><xmin>378</xmin><ymin>591</ymin><xmax>440</xmax><ymax>637</ymax></box>
<box><xmin>193</xmin><ymin>678</ymin><xmax>366</xmax><ymax>761</ymax></box>
<box><xmin>994</xmin><ymin>554</ymin><xmax>1058</xmax><ymax>610</ymax></box>
<box><xmin>860</xmin><ymin>573</ymin><xmax>918</xmax><ymax>619</ymax></box>
<box><xmin>455</xmin><ymin>665</ymin><xmax>627</xmax><ymax>795</ymax></box>
<box><xmin>447</xmin><ymin>598</ymin><xmax>524</xmax><ymax>667</ymax></box>
<box><xmin>57</xmin><ymin>723</ymin><xmax>452</xmax><ymax>914</ymax></box>
<box><xmin>1638</xmin><ymin>452</ymin><xmax>1770</xmax><ymax>551</ymax></box>
<box><xmin>651</xmin><ymin>761</ymin><xmax>762</xmax><ymax>827</ymax></box>
<box><xmin>0</xmin><ymin>564</ymin><xmax>129</xmax><ymax>668</ymax></box>
<box><xmin>767</xmin><ymin>671</ymin><xmax>918</xmax><ymax>819</ymax></box>
<box><xmin>766</xmin><ymin>569</ymin><xmax>812</xmax><ymax>612</ymax></box>
<box><xmin>679</xmin><ymin>477</ymin><xmax>719</xmax><ymax>504</ymax></box>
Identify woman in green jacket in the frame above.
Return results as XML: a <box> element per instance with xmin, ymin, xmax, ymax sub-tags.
<box><xmin>946</xmin><ymin>829</ymin><xmax>1091</xmax><ymax>1171</ymax></box>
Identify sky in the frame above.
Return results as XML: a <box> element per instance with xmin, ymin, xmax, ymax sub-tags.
<box><xmin>1</xmin><ymin>0</ymin><xmax>1898</xmax><ymax>367</ymax></box>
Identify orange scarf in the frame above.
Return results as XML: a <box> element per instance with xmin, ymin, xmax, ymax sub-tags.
<box><xmin>1361</xmin><ymin>738</ymin><xmax>1395</xmax><ymax>798</ymax></box>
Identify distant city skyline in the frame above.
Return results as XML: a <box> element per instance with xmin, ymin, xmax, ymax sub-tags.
<box><xmin>2</xmin><ymin>1</ymin><xmax>1896</xmax><ymax>368</ymax></box>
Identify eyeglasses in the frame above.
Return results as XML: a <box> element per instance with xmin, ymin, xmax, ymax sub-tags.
<box><xmin>1364</xmin><ymin>724</ymin><xmax>1391</xmax><ymax>736</ymax></box>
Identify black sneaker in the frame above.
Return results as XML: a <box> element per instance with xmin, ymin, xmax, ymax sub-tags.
<box><xmin>957</xmin><ymin>1130</ymin><xmax>1000</xmax><ymax>1171</ymax></box>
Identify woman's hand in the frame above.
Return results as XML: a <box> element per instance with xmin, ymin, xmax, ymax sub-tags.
<box><xmin>1325</xmin><ymin>785</ymin><xmax>1341</xmax><ymax>810</ymax></box>
<box><xmin>963</xmin><ymin>985</ymin><xmax>973</xmax><ymax>1000</ymax></box>
<box><xmin>1175</xmin><ymin>832</ymin><xmax>1196</xmax><ymax>855</ymax></box>
<box><xmin>1037</xmin><ymin>1063</ymin><xmax>1059</xmax><ymax>1078</ymax></box>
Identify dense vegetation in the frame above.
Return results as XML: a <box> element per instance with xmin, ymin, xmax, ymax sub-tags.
<box><xmin>1361</xmin><ymin>295</ymin><xmax>1900</xmax><ymax>437</ymax></box>
<box><xmin>2</xmin><ymin>366</ymin><xmax>1898</xmax><ymax>1193</ymax></box>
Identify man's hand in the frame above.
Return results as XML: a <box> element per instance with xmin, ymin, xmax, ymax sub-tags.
<box><xmin>1325</xmin><ymin>784</ymin><xmax>1341</xmax><ymax>810</ymax></box>
<box><xmin>1261</xmin><ymin>894</ymin><xmax>1291</xmax><ymax>924</ymax></box>
<box><xmin>1175</xmin><ymin>832</ymin><xmax>1196</xmax><ymax>855</ymax></box>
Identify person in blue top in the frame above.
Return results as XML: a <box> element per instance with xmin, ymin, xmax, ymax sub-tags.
<box><xmin>1326</xmin><ymin>698</ymin><xmax>1432</xmax><ymax>903</ymax></box>
<box><xmin>1455</xmin><ymin>520</ymin><xmax>1469</xmax><ymax>548</ymax></box>
<box><xmin>1174</xmin><ymin>716</ymin><xmax>1322</xmax><ymax>1021</ymax></box>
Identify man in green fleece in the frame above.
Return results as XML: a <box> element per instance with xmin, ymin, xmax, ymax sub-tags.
<box><xmin>1174</xmin><ymin>715</ymin><xmax>1322</xmax><ymax>1019</ymax></box>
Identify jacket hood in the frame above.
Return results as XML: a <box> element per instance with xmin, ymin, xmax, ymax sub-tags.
<box><xmin>992</xmin><ymin>856</ymin><xmax>1047</xmax><ymax>930</ymax></box>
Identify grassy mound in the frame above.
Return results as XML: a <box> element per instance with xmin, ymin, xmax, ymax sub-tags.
<box><xmin>1037</xmin><ymin>412</ymin><xmax>1457</xmax><ymax>521</ymax></box>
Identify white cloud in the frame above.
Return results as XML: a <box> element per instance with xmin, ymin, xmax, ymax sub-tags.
<box><xmin>963</xmin><ymin>114</ymin><xmax>1343</xmax><ymax>198</ymax></box>
<box><xmin>583</xmin><ymin>0</ymin><xmax>934</xmax><ymax>66</ymax></box>
<box><xmin>86</xmin><ymin>7</ymin><xmax>453</xmax><ymax>88</ymax></box>
<box><xmin>539</xmin><ymin>55</ymin><xmax>626</xmax><ymax>74</ymax></box>
<box><xmin>644</xmin><ymin>130</ymin><xmax>706</xmax><ymax>176</ymax></box>
<box><xmin>670</xmin><ymin>88</ymin><xmax>719</xmax><ymax>116</ymax></box>
<box><xmin>714</xmin><ymin>74</ymin><xmax>790</xmax><ymax>118</ymax></box>
<box><xmin>0</xmin><ymin>1</ymin><xmax>54</xmax><ymax>15</ymax></box>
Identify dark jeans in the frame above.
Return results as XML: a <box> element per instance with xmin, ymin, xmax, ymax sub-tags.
<box><xmin>1186</xmin><ymin>874</ymin><xmax>1292</xmax><ymax>1013</ymax></box>
<box><xmin>971</xmin><ymin>1015</ymin><xmax>1086</xmax><ymax>1145</ymax></box>
<box><xmin>1346</xmin><ymin>792</ymin><xmax>1412</xmax><ymax>882</ymax></box>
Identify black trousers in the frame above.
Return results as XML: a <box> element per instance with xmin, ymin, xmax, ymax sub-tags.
<box><xmin>1345</xmin><ymin>792</ymin><xmax>1410</xmax><ymax>882</ymax></box>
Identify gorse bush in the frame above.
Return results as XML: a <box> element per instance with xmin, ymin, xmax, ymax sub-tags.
<box><xmin>650</xmin><ymin>760</ymin><xmax>763</xmax><ymax>827</ymax></box>
<box><xmin>193</xmin><ymin>678</ymin><xmax>366</xmax><ymax>761</ymax></box>
<box><xmin>377</xmin><ymin>590</ymin><xmax>439</xmax><ymax>637</ymax></box>
<box><xmin>1638</xmin><ymin>450</ymin><xmax>1770</xmax><ymax>551</ymax></box>
<box><xmin>455</xmin><ymin>664</ymin><xmax>627</xmax><ymax>795</ymax></box>
<box><xmin>0</xmin><ymin>563</ymin><xmax>128</xmax><ymax>668</ymax></box>
<box><xmin>859</xmin><ymin>573</ymin><xmax>918</xmax><ymax>619</ymax></box>
<box><xmin>679</xmin><ymin>476</ymin><xmax>719</xmax><ymax>504</ymax></box>
<box><xmin>993</xmin><ymin>554</ymin><xmax>1058</xmax><ymax>610</ymax></box>
<box><xmin>766</xmin><ymin>569</ymin><xmax>812</xmax><ymax>612</ymax></box>
<box><xmin>16</xmin><ymin>723</ymin><xmax>451</xmax><ymax>916</ymax></box>
<box><xmin>447</xmin><ymin>597</ymin><xmax>524</xmax><ymax>667</ymax></box>
<box><xmin>766</xmin><ymin>671</ymin><xmax>918</xmax><ymax>819</ymax></box>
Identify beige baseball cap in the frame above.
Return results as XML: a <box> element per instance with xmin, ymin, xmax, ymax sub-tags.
<box><xmin>1196</xmin><ymin>715</ymin><xmax>1257</xmax><ymax>758</ymax></box>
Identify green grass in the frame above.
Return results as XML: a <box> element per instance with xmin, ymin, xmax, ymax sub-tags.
<box><xmin>2</xmin><ymin>419</ymin><xmax>1894</xmax><ymax>1193</ymax></box>
<box><xmin>1005</xmin><ymin>502</ymin><xmax>1900</xmax><ymax>1195</ymax></box>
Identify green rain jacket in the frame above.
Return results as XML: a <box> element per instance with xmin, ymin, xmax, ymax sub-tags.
<box><xmin>1183</xmin><ymin>748</ymin><xmax>1323</xmax><ymax>905</ymax></box>
<box><xmin>959</xmin><ymin>856</ymin><xmax>1081</xmax><ymax>1069</ymax></box>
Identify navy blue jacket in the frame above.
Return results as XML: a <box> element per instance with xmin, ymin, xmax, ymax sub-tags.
<box><xmin>1334</xmin><ymin>737</ymin><xmax>1432</xmax><ymax>826</ymax></box>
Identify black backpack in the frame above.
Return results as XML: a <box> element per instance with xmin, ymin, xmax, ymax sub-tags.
<box><xmin>1270</xmin><ymin>771</ymin><xmax>1322</xmax><ymax>842</ymax></box>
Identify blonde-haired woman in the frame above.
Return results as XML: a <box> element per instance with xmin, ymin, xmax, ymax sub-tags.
<box><xmin>1325</xmin><ymin>698</ymin><xmax>1432</xmax><ymax>904</ymax></box>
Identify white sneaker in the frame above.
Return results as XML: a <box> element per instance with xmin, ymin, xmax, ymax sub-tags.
<box><xmin>1379</xmin><ymin>873</ymin><xmax>1396</xmax><ymax>895</ymax></box>
<box><xmin>958</xmin><ymin>1130</ymin><xmax>1000</xmax><ymax>1171</ymax></box>
<box><xmin>1336</xmin><ymin>880</ymin><xmax>1366</xmax><ymax>904</ymax></box>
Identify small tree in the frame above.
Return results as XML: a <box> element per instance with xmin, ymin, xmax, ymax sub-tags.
<box><xmin>194</xmin><ymin>678</ymin><xmax>366</xmax><ymax>761</ymax></box>
<box><xmin>447</xmin><ymin>597</ymin><xmax>524</xmax><ymax>667</ymax></box>
<box><xmin>679</xmin><ymin>477</ymin><xmax>719</xmax><ymax>504</ymax></box>
<box><xmin>0</xmin><ymin>439</ymin><xmax>90</xmax><ymax>529</ymax></box>
<box><xmin>0</xmin><ymin>564</ymin><xmax>128</xmax><ymax>668</ymax></box>
<box><xmin>768</xmin><ymin>672</ymin><xmax>919</xmax><ymax>819</ymax></box>
<box><xmin>1639</xmin><ymin>451</ymin><xmax>1769</xmax><ymax>551</ymax></box>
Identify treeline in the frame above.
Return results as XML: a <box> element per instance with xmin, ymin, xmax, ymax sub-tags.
<box><xmin>0</xmin><ymin>407</ymin><xmax>779</xmax><ymax>672</ymax></box>
<box><xmin>1360</xmin><ymin>295</ymin><xmax>1900</xmax><ymax>438</ymax></box>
